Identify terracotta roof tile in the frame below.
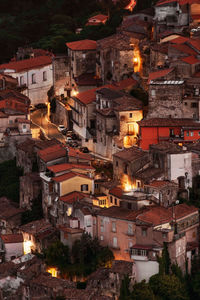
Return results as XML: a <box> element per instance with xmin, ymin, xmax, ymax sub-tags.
<box><xmin>52</xmin><ymin>171</ymin><xmax>91</xmax><ymax>183</ymax></box>
<box><xmin>109</xmin><ymin>187</ymin><xmax>123</xmax><ymax>198</ymax></box>
<box><xmin>47</xmin><ymin>163</ymin><xmax>94</xmax><ymax>173</ymax></box>
<box><xmin>138</xmin><ymin>118</ymin><xmax>200</xmax><ymax>127</ymax></box>
<box><xmin>145</xmin><ymin>180</ymin><xmax>178</xmax><ymax>188</ymax></box>
<box><xmin>136</xmin><ymin>203</ymin><xmax>198</xmax><ymax>226</ymax></box>
<box><xmin>66</xmin><ymin>40</ymin><xmax>97</xmax><ymax>51</ymax></box>
<box><xmin>88</xmin><ymin>14</ymin><xmax>108</xmax><ymax>22</ymax></box>
<box><xmin>38</xmin><ymin>144</ymin><xmax>67</xmax><ymax>162</ymax></box>
<box><xmin>68</xmin><ymin>147</ymin><xmax>93</xmax><ymax>161</ymax></box>
<box><xmin>187</xmin><ymin>38</ymin><xmax>200</xmax><ymax>51</ymax></box>
<box><xmin>0</xmin><ymin>56</ymin><xmax>52</xmax><ymax>72</ymax></box>
<box><xmin>181</xmin><ymin>55</ymin><xmax>200</xmax><ymax>65</ymax></box>
<box><xmin>170</xmin><ymin>44</ymin><xmax>197</xmax><ymax>56</ymax></box>
<box><xmin>170</xmin><ymin>36</ymin><xmax>190</xmax><ymax>44</ymax></box>
<box><xmin>1</xmin><ymin>234</ymin><xmax>23</xmax><ymax>244</ymax></box>
<box><xmin>113</xmin><ymin>146</ymin><xmax>146</xmax><ymax>162</ymax></box>
<box><xmin>20</xmin><ymin>219</ymin><xmax>54</xmax><ymax>237</ymax></box>
<box><xmin>59</xmin><ymin>191</ymin><xmax>86</xmax><ymax>203</ymax></box>
<box><xmin>74</xmin><ymin>78</ymin><xmax>137</xmax><ymax>105</ymax></box>
<box><xmin>98</xmin><ymin>206</ymin><xmax>141</xmax><ymax>221</ymax></box>
<box><xmin>148</xmin><ymin>68</ymin><xmax>174</xmax><ymax>83</ymax></box>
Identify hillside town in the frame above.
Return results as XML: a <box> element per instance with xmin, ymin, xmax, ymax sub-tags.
<box><xmin>1</xmin><ymin>0</ymin><xmax>200</xmax><ymax>299</ymax></box>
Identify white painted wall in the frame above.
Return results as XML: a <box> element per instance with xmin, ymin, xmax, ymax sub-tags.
<box><xmin>4</xmin><ymin>64</ymin><xmax>53</xmax><ymax>105</ymax></box>
<box><xmin>135</xmin><ymin>260</ymin><xmax>159</xmax><ymax>282</ymax></box>
<box><xmin>5</xmin><ymin>242</ymin><xmax>23</xmax><ymax>261</ymax></box>
<box><xmin>168</xmin><ymin>152</ymin><xmax>192</xmax><ymax>187</ymax></box>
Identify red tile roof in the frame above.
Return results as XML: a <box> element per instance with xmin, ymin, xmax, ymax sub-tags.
<box><xmin>0</xmin><ymin>111</ymin><xmax>8</xmax><ymax>118</ymax></box>
<box><xmin>74</xmin><ymin>78</ymin><xmax>138</xmax><ymax>105</ymax></box>
<box><xmin>109</xmin><ymin>186</ymin><xmax>123</xmax><ymax>198</ymax></box>
<box><xmin>98</xmin><ymin>206</ymin><xmax>141</xmax><ymax>221</ymax></box>
<box><xmin>47</xmin><ymin>163</ymin><xmax>94</xmax><ymax>173</ymax></box>
<box><xmin>68</xmin><ymin>147</ymin><xmax>93</xmax><ymax>161</ymax></box>
<box><xmin>157</xmin><ymin>0</ymin><xmax>200</xmax><ymax>5</ymax></box>
<box><xmin>113</xmin><ymin>146</ymin><xmax>146</xmax><ymax>162</ymax></box>
<box><xmin>137</xmin><ymin>204</ymin><xmax>198</xmax><ymax>226</ymax></box>
<box><xmin>138</xmin><ymin>118</ymin><xmax>200</xmax><ymax>128</ymax></box>
<box><xmin>170</xmin><ymin>44</ymin><xmax>197</xmax><ymax>56</ymax></box>
<box><xmin>1</xmin><ymin>234</ymin><xmax>23</xmax><ymax>244</ymax></box>
<box><xmin>148</xmin><ymin>68</ymin><xmax>174</xmax><ymax>83</ymax></box>
<box><xmin>0</xmin><ymin>56</ymin><xmax>52</xmax><ymax>73</ymax></box>
<box><xmin>38</xmin><ymin>144</ymin><xmax>67</xmax><ymax>162</ymax></box>
<box><xmin>66</xmin><ymin>40</ymin><xmax>97</xmax><ymax>51</ymax></box>
<box><xmin>59</xmin><ymin>191</ymin><xmax>86</xmax><ymax>203</ymax></box>
<box><xmin>145</xmin><ymin>180</ymin><xmax>177</xmax><ymax>189</ymax></box>
<box><xmin>181</xmin><ymin>55</ymin><xmax>200</xmax><ymax>65</ymax></box>
<box><xmin>52</xmin><ymin>171</ymin><xmax>91</xmax><ymax>183</ymax></box>
<box><xmin>170</xmin><ymin>36</ymin><xmax>190</xmax><ymax>44</ymax></box>
<box><xmin>16</xmin><ymin>118</ymin><xmax>30</xmax><ymax>124</ymax></box>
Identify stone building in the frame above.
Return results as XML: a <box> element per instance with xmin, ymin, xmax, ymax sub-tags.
<box><xmin>52</xmin><ymin>54</ymin><xmax>70</xmax><ymax>97</ymax></box>
<box><xmin>95</xmin><ymin>88</ymin><xmax>143</xmax><ymax>159</ymax></box>
<box><xmin>20</xmin><ymin>173</ymin><xmax>42</xmax><ymax>210</ymax></box>
<box><xmin>87</xmin><ymin>260</ymin><xmax>136</xmax><ymax>299</ymax></box>
<box><xmin>66</xmin><ymin>40</ymin><xmax>97</xmax><ymax>94</ymax></box>
<box><xmin>96</xmin><ymin>33</ymin><xmax>136</xmax><ymax>84</ymax></box>
<box><xmin>0</xmin><ymin>197</ymin><xmax>24</xmax><ymax>235</ymax></box>
<box><xmin>148</xmin><ymin>79</ymin><xmax>185</xmax><ymax>119</ymax></box>
<box><xmin>154</xmin><ymin>0</ymin><xmax>189</xmax><ymax>40</ymax></box>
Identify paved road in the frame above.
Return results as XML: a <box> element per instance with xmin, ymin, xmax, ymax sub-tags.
<box><xmin>31</xmin><ymin>109</ymin><xmax>65</xmax><ymax>143</ymax></box>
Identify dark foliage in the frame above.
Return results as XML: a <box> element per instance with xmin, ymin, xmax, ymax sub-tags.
<box><xmin>0</xmin><ymin>159</ymin><xmax>23</xmax><ymax>203</ymax></box>
<box><xmin>21</xmin><ymin>192</ymin><xmax>43</xmax><ymax>225</ymax></box>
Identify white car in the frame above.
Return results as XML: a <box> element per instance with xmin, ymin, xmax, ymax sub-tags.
<box><xmin>58</xmin><ymin>125</ymin><xmax>66</xmax><ymax>132</ymax></box>
<box><xmin>66</xmin><ymin>136</ymin><xmax>73</xmax><ymax>143</ymax></box>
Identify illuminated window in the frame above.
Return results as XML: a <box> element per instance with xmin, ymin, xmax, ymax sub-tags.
<box><xmin>190</xmin><ymin>131</ymin><xmax>194</xmax><ymax>137</ymax></box>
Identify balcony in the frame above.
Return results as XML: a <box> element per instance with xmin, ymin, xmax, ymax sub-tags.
<box><xmin>40</xmin><ymin>172</ymin><xmax>52</xmax><ymax>182</ymax></box>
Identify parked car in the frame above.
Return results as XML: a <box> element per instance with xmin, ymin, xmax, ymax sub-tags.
<box><xmin>69</xmin><ymin>141</ymin><xmax>79</xmax><ymax>148</ymax></box>
<box><xmin>35</xmin><ymin>103</ymin><xmax>47</xmax><ymax>109</ymax></box>
<box><xmin>29</xmin><ymin>105</ymin><xmax>36</xmax><ymax>112</ymax></box>
<box><xmin>80</xmin><ymin>146</ymin><xmax>90</xmax><ymax>153</ymax></box>
<box><xmin>58</xmin><ymin>125</ymin><xmax>66</xmax><ymax>132</ymax></box>
<box><xmin>66</xmin><ymin>136</ymin><xmax>73</xmax><ymax>143</ymax></box>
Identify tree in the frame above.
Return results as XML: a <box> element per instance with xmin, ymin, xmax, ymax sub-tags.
<box><xmin>44</xmin><ymin>241</ymin><xmax>70</xmax><ymax>273</ymax></box>
<box><xmin>119</xmin><ymin>274</ymin><xmax>131</xmax><ymax>300</ymax></box>
<box><xmin>149</xmin><ymin>274</ymin><xmax>189</xmax><ymax>300</ymax></box>
<box><xmin>130</xmin><ymin>280</ymin><xmax>155</xmax><ymax>300</ymax></box>
<box><xmin>157</xmin><ymin>242</ymin><xmax>171</xmax><ymax>275</ymax></box>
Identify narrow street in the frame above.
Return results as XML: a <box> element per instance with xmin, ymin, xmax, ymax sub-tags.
<box><xmin>31</xmin><ymin>109</ymin><xmax>65</xmax><ymax>143</ymax></box>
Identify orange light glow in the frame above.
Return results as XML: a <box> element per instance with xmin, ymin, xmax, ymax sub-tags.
<box><xmin>47</xmin><ymin>267</ymin><xmax>58</xmax><ymax>278</ymax></box>
<box><xmin>71</xmin><ymin>89</ymin><xmax>78</xmax><ymax>97</ymax></box>
<box><xmin>122</xmin><ymin>175</ymin><xmax>135</xmax><ymax>192</ymax></box>
<box><xmin>133</xmin><ymin>48</ymin><xmax>142</xmax><ymax>73</ymax></box>
<box><xmin>23</xmin><ymin>241</ymin><xmax>33</xmax><ymax>255</ymax></box>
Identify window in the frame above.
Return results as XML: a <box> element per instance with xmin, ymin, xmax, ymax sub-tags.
<box><xmin>113</xmin><ymin>237</ymin><xmax>118</xmax><ymax>248</ymax></box>
<box><xmin>151</xmin><ymin>90</ymin><xmax>156</xmax><ymax>96</ymax></box>
<box><xmin>142</xmin><ymin>228</ymin><xmax>147</xmax><ymax>237</ymax></box>
<box><xmin>22</xmin><ymin>124</ymin><xmax>26</xmax><ymax>129</ymax></box>
<box><xmin>9</xmin><ymin>120</ymin><xmax>13</xmax><ymax>124</ymax></box>
<box><xmin>128</xmin><ymin>223</ymin><xmax>133</xmax><ymax>235</ymax></box>
<box><xmin>114</xmin><ymin>198</ymin><xmax>117</xmax><ymax>205</ymax></box>
<box><xmin>129</xmin><ymin>113</ymin><xmax>133</xmax><ymax>118</ymax></box>
<box><xmin>32</xmin><ymin>73</ymin><xmax>36</xmax><ymax>84</ymax></box>
<box><xmin>162</xmin><ymin>232</ymin><xmax>167</xmax><ymax>239</ymax></box>
<box><xmin>20</xmin><ymin>76</ymin><xmax>24</xmax><ymax>86</ymax></box>
<box><xmin>116</xmin><ymin>160</ymin><xmax>118</xmax><ymax>167</ymax></box>
<box><xmin>110</xmin><ymin>196</ymin><xmax>113</xmax><ymax>203</ymax></box>
<box><xmin>184</xmin><ymin>102</ymin><xmax>187</xmax><ymax>106</ymax></box>
<box><xmin>101</xmin><ymin>225</ymin><xmax>104</xmax><ymax>233</ymax></box>
<box><xmin>43</xmin><ymin>71</ymin><xmax>47</xmax><ymax>81</ymax></box>
<box><xmin>186</xmin><ymin>131</ymin><xmax>189</xmax><ymax>137</ymax></box>
<box><xmin>198</xmin><ymin>132</ymin><xmax>200</xmax><ymax>136</ymax></box>
<box><xmin>124</xmin><ymin>164</ymin><xmax>128</xmax><ymax>174</ymax></box>
<box><xmin>132</xmin><ymin>249</ymin><xmax>147</xmax><ymax>256</ymax></box>
<box><xmin>112</xmin><ymin>222</ymin><xmax>116</xmax><ymax>232</ymax></box>
<box><xmin>128</xmin><ymin>203</ymin><xmax>132</xmax><ymax>210</ymax></box>
<box><xmin>191</xmin><ymin>102</ymin><xmax>198</xmax><ymax>108</ymax></box>
<box><xmin>190</xmin><ymin>131</ymin><xmax>194</xmax><ymax>137</ymax></box>
<box><xmin>100</xmin><ymin>235</ymin><xmax>104</xmax><ymax>241</ymax></box>
<box><xmin>81</xmin><ymin>184</ymin><xmax>88</xmax><ymax>191</ymax></box>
